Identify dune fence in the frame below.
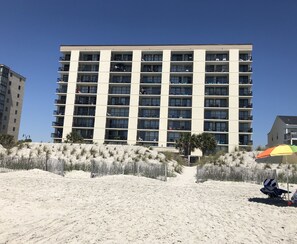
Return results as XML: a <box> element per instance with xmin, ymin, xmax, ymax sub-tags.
<box><xmin>196</xmin><ymin>165</ymin><xmax>277</xmax><ymax>184</ymax></box>
<box><xmin>0</xmin><ymin>157</ymin><xmax>64</xmax><ymax>176</ymax></box>
<box><xmin>91</xmin><ymin>160</ymin><xmax>168</xmax><ymax>181</ymax></box>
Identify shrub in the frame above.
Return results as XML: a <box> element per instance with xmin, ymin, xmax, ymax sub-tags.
<box><xmin>0</xmin><ymin>134</ymin><xmax>15</xmax><ymax>149</ymax></box>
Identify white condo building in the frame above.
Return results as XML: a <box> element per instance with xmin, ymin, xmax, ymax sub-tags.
<box><xmin>52</xmin><ymin>44</ymin><xmax>253</xmax><ymax>155</ymax></box>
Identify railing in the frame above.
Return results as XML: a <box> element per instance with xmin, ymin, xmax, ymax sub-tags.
<box><xmin>57</xmin><ymin>77</ymin><xmax>68</xmax><ymax>82</ymax></box>
<box><xmin>56</xmin><ymin>88</ymin><xmax>67</xmax><ymax>93</ymax></box>
<box><xmin>239</xmin><ymin>115</ymin><xmax>253</xmax><ymax>120</ymax></box>
<box><xmin>52</xmin><ymin>122</ymin><xmax>63</xmax><ymax>126</ymax></box>
<box><xmin>53</xmin><ymin>110</ymin><xmax>65</xmax><ymax>115</ymax></box>
<box><xmin>59</xmin><ymin>56</ymin><xmax>70</xmax><ymax>61</ymax></box>
<box><xmin>55</xmin><ymin>99</ymin><xmax>66</xmax><ymax>104</ymax></box>
<box><xmin>58</xmin><ymin>67</ymin><xmax>69</xmax><ymax>71</ymax></box>
<box><xmin>51</xmin><ymin>133</ymin><xmax>62</xmax><ymax>138</ymax></box>
<box><xmin>285</xmin><ymin>132</ymin><xmax>297</xmax><ymax>140</ymax></box>
<box><xmin>239</xmin><ymin>91</ymin><xmax>253</xmax><ymax>96</ymax></box>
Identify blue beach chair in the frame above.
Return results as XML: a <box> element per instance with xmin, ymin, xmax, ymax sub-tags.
<box><xmin>260</xmin><ymin>179</ymin><xmax>290</xmax><ymax>198</ymax></box>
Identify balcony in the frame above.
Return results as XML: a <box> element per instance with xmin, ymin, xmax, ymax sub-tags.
<box><xmin>56</xmin><ymin>88</ymin><xmax>67</xmax><ymax>93</ymax></box>
<box><xmin>78</xmin><ymin>65</ymin><xmax>99</xmax><ymax>72</ymax></box>
<box><xmin>171</xmin><ymin>54</ymin><xmax>193</xmax><ymax>62</ymax></box>
<box><xmin>206</xmin><ymin>65</ymin><xmax>229</xmax><ymax>73</ymax></box>
<box><xmin>110</xmin><ymin>64</ymin><xmax>132</xmax><ymax>72</ymax></box>
<box><xmin>111</xmin><ymin>54</ymin><xmax>132</xmax><ymax>61</ymax></box>
<box><xmin>205</xmin><ymin>88</ymin><xmax>228</xmax><ymax>96</ymax></box>
<box><xmin>52</xmin><ymin>121</ymin><xmax>64</xmax><ymax>126</ymax></box>
<box><xmin>58</xmin><ymin>66</ymin><xmax>69</xmax><ymax>72</ymax></box>
<box><xmin>77</xmin><ymin>75</ymin><xmax>98</xmax><ymax>83</ymax></box>
<box><xmin>239</xmin><ymin>65</ymin><xmax>252</xmax><ymax>72</ymax></box>
<box><xmin>141</xmin><ymin>65</ymin><xmax>162</xmax><ymax>72</ymax></box>
<box><xmin>57</xmin><ymin>76</ymin><xmax>68</xmax><ymax>83</ymax></box>
<box><xmin>239</xmin><ymin>103</ymin><xmax>253</xmax><ymax>108</ymax></box>
<box><xmin>55</xmin><ymin>99</ymin><xmax>66</xmax><ymax>104</ymax></box>
<box><xmin>171</xmin><ymin>65</ymin><xmax>193</xmax><ymax>72</ymax></box>
<box><xmin>206</xmin><ymin>53</ymin><xmax>228</xmax><ymax>61</ymax></box>
<box><xmin>239</xmin><ymin>140</ymin><xmax>253</xmax><ymax>146</ymax></box>
<box><xmin>285</xmin><ymin>132</ymin><xmax>297</xmax><ymax>140</ymax></box>
<box><xmin>239</xmin><ymin>115</ymin><xmax>253</xmax><ymax>120</ymax></box>
<box><xmin>51</xmin><ymin>133</ymin><xmax>62</xmax><ymax>138</ymax></box>
<box><xmin>239</xmin><ymin>54</ymin><xmax>252</xmax><ymax>61</ymax></box>
<box><xmin>239</xmin><ymin>78</ymin><xmax>253</xmax><ymax>85</ymax></box>
<box><xmin>59</xmin><ymin>55</ymin><xmax>71</xmax><ymax>61</ymax></box>
<box><xmin>53</xmin><ymin>110</ymin><xmax>65</xmax><ymax>116</ymax></box>
<box><xmin>239</xmin><ymin>128</ymin><xmax>253</xmax><ymax>133</ymax></box>
<box><xmin>142</xmin><ymin>54</ymin><xmax>162</xmax><ymax>62</ymax></box>
<box><xmin>79</xmin><ymin>53</ymin><xmax>100</xmax><ymax>61</ymax></box>
<box><xmin>205</xmin><ymin>76</ymin><xmax>228</xmax><ymax>85</ymax></box>
<box><xmin>239</xmin><ymin>91</ymin><xmax>253</xmax><ymax>96</ymax></box>
<box><xmin>170</xmin><ymin>76</ymin><xmax>192</xmax><ymax>84</ymax></box>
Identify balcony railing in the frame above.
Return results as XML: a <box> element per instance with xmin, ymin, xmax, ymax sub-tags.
<box><xmin>239</xmin><ymin>103</ymin><xmax>253</xmax><ymax>108</ymax></box>
<box><xmin>239</xmin><ymin>91</ymin><xmax>253</xmax><ymax>96</ymax></box>
<box><xmin>239</xmin><ymin>79</ymin><xmax>253</xmax><ymax>84</ymax></box>
<box><xmin>55</xmin><ymin>99</ymin><xmax>66</xmax><ymax>104</ymax></box>
<box><xmin>285</xmin><ymin>132</ymin><xmax>297</xmax><ymax>140</ymax></box>
<box><xmin>51</xmin><ymin>133</ymin><xmax>62</xmax><ymax>138</ymax></box>
<box><xmin>56</xmin><ymin>88</ymin><xmax>67</xmax><ymax>93</ymax></box>
<box><xmin>52</xmin><ymin>121</ymin><xmax>64</xmax><ymax>126</ymax></box>
<box><xmin>59</xmin><ymin>56</ymin><xmax>71</xmax><ymax>61</ymax></box>
<box><xmin>57</xmin><ymin>77</ymin><xmax>68</xmax><ymax>82</ymax></box>
<box><xmin>53</xmin><ymin>110</ymin><xmax>65</xmax><ymax>115</ymax></box>
<box><xmin>110</xmin><ymin>64</ymin><xmax>132</xmax><ymax>72</ymax></box>
<box><xmin>58</xmin><ymin>67</ymin><xmax>69</xmax><ymax>72</ymax></box>
<box><xmin>239</xmin><ymin>115</ymin><xmax>253</xmax><ymax>120</ymax></box>
<box><xmin>239</xmin><ymin>128</ymin><xmax>253</xmax><ymax>133</ymax></box>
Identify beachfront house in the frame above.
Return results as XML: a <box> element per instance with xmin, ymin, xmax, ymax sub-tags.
<box><xmin>267</xmin><ymin>115</ymin><xmax>297</xmax><ymax>147</ymax></box>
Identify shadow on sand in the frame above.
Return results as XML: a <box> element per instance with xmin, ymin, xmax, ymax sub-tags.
<box><xmin>248</xmin><ymin>197</ymin><xmax>297</xmax><ymax>208</ymax></box>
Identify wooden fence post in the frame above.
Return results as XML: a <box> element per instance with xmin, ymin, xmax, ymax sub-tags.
<box><xmin>164</xmin><ymin>163</ymin><xmax>167</xmax><ymax>182</ymax></box>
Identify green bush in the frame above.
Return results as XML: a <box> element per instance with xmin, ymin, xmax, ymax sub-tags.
<box><xmin>0</xmin><ymin>134</ymin><xmax>15</xmax><ymax>149</ymax></box>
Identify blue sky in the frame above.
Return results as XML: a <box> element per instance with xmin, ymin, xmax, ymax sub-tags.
<box><xmin>0</xmin><ymin>0</ymin><xmax>296</xmax><ymax>147</ymax></box>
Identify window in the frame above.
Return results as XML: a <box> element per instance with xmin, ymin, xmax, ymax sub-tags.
<box><xmin>13</xmin><ymin>127</ymin><xmax>15</xmax><ymax>131</ymax></box>
<box><xmin>15</xmin><ymin>110</ymin><xmax>17</xmax><ymax>115</ymax></box>
<box><xmin>14</xmin><ymin>119</ymin><xmax>16</xmax><ymax>123</ymax></box>
<box><xmin>7</xmin><ymin>90</ymin><xmax>10</xmax><ymax>94</ymax></box>
<box><xmin>16</xmin><ymin>102</ymin><xmax>19</xmax><ymax>106</ymax></box>
<box><xmin>5</xmin><ymin>107</ymin><xmax>8</xmax><ymax>111</ymax></box>
<box><xmin>9</xmin><ymin>81</ymin><xmax>11</xmax><ymax>85</ymax></box>
<box><xmin>18</xmin><ymin>85</ymin><xmax>21</xmax><ymax>90</ymax></box>
<box><xmin>6</xmin><ymin>98</ymin><xmax>9</xmax><ymax>103</ymax></box>
<box><xmin>17</xmin><ymin>94</ymin><xmax>20</xmax><ymax>98</ymax></box>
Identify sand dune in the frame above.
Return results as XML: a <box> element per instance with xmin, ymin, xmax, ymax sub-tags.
<box><xmin>0</xmin><ymin>168</ymin><xmax>296</xmax><ymax>243</ymax></box>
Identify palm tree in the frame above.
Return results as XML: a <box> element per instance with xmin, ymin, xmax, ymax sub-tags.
<box><xmin>175</xmin><ymin>133</ymin><xmax>199</xmax><ymax>156</ymax></box>
<box><xmin>65</xmin><ymin>131</ymin><xmax>84</xmax><ymax>143</ymax></box>
<box><xmin>196</xmin><ymin>132</ymin><xmax>217</xmax><ymax>156</ymax></box>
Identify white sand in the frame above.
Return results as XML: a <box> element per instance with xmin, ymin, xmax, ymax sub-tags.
<box><xmin>0</xmin><ymin>168</ymin><xmax>297</xmax><ymax>244</ymax></box>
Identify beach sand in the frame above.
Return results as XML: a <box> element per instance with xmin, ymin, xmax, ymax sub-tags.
<box><xmin>0</xmin><ymin>167</ymin><xmax>296</xmax><ymax>243</ymax></box>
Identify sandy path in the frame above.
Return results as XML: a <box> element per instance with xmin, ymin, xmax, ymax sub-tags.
<box><xmin>0</xmin><ymin>168</ymin><xmax>296</xmax><ymax>243</ymax></box>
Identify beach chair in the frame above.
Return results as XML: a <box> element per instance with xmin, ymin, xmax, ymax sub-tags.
<box><xmin>260</xmin><ymin>179</ymin><xmax>290</xmax><ymax>198</ymax></box>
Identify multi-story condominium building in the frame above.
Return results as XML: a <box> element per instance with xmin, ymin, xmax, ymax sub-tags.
<box><xmin>53</xmin><ymin>44</ymin><xmax>253</xmax><ymax>154</ymax></box>
<box><xmin>0</xmin><ymin>64</ymin><xmax>25</xmax><ymax>140</ymax></box>
<box><xmin>267</xmin><ymin>116</ymin><xmax>297</xmax><ymax>147</ymax></box>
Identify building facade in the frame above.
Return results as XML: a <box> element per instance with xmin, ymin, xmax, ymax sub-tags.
<box><xmin>53</xmin><ymin>44</ymin><xmax>253</xmax><ymax>154</ymax></box>
<box><xmin>267</xmin><ymin>116</ymin><xmax>297</xmax><ymax>147</ymax></box>
<box><xmin>0</xmin><ymin>64</ymin><xmax>25</xmax><ymax>140</ymax></box>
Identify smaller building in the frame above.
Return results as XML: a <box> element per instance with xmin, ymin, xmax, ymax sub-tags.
<box><xmin>0</xmin><ymin>64</ymin><xmax>26</xmax><ymax>140</ymax></box>
<box><xmin>267</xmin><ymin>116</ymin><xmax>297</xmax><ymax>147</ymax></box>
